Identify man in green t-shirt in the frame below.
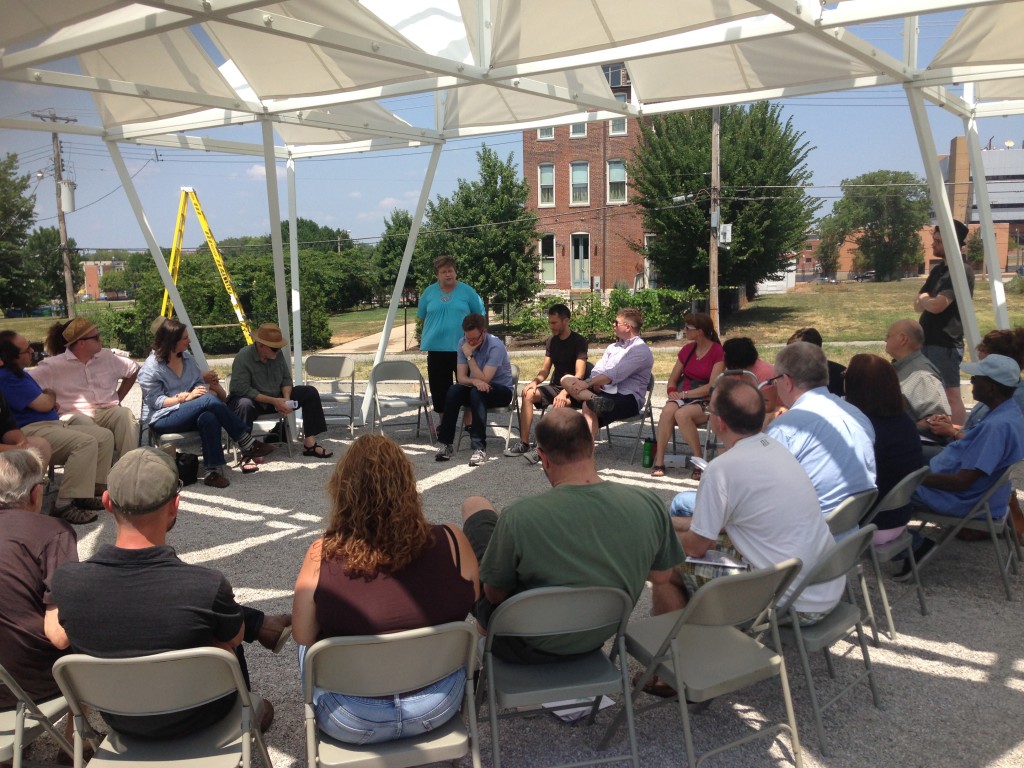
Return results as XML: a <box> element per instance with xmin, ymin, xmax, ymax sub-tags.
<box><xmin>461</xmin><ymin>408</ymin><xmax>686</xmax><ymax>662</ymax></box>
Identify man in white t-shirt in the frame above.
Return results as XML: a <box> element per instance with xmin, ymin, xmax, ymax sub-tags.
<box><xmin>665</xmin><ymin>377</ymin><xmax>845</xmax><ymax>619</ymax></box>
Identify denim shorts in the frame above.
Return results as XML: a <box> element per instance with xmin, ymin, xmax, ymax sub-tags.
<box><xmin>297</xmin><ymin>645</ymin><xmax>466</xmax><ymax>745</ymax></box>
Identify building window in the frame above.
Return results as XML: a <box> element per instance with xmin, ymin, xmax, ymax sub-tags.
<box><xmin>537</xmin><ymin>126</ymin><xmax>554</xmax><ymax>140</ymax></box>
<box><xmin>571</xmin><ymin>233</ymin><xmax>590</xmax><ymax>289</ymax></box>
<box><xmin>607</xmin><ymin>160</ymin><xmax>626</xmax><ymax>204</ymax></box>
<box><xmin>610</xmin><ymin>93</ymin><xmax>627</xmax><ymax>136</ymax></box>
<box><xmin>570</xmin><ymin>122</ymin><xmax>587</xmax><ymax>138</ymax></box>
<box><xmin>602</xmin><ymin>63</ymin><xmax>627</xmax><ymax>87</ymax></box>
<box><xmin>538</xmin><ymin>164</ymin><xmax>555</xmax><ymax>207</ymax></box>
<box><xmin>539</xmin><ymin>234</ymin><xmax>556</xmax><ymax>283</ymax></box>
<box><xmin>570</xmin><ymin>162</ymin><xmax>589</xmax><ymax>205</ymax></box>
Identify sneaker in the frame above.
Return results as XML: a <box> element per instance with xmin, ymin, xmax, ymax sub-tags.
<box><xmin>524</xmin><ymin>448</ymin><xmax>541</xmax><ymax>465</ymax></box>
<box><xmin>204</xmin><ymin>470</ymin><xmax>231</xmax><ymax>489</ymax></box>
<box><xmin>469</xmin><ymin>449</ymin><xmax>487</xmax><ymax>467</ymax></box>
<box><xmin>504</xmin><ymin>442</ymin><xmax>532</xmax><ymax>457</ymax></box>
<box><xmin>588</xmin><ymin>395</ymin><xmax>614</xmax><ymax>414</ymax></box>
<box><xmin>435</xmin><ymin>443</ymin><xmax>454</xmax><ymax>462</ymax></box>
<box><xmin>894</xmin><ymin>539</ymin><xmax>934</xmax><ymax>582</ymax></box>
<box><xmin>51</xmin><ymin>503</ymin><xmax>98</xmax><ymax>525</ymax></box>
<box><xmin>243</xmin><ymin>440</ymin><xmax>275</xmax><ymax>460</ymax></box>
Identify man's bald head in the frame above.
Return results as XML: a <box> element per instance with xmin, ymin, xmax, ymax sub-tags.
<box><xmin>711</xmin><ymin>378</ymin><xmax>765</xmax><ymax>437</ymax></box>
<box><xmin>885</xmin><ymin>318</ymin><xmax>924</xmax><ymax>360</ymax></box>
<box><xmin>535</xmin><ymin>407</ymin><xmax>595</xmax><ymax>465</ymax></box>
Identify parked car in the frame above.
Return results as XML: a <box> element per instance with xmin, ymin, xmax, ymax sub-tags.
<box><xmin>1015</xmin><ymin>265</ymin><xmax>1024</xmax><ymax>276</ymax></box>
<box><xmin>854</xmin><ymin>270</ymin><xmax>876</xmax><ymax>282</ymax></box>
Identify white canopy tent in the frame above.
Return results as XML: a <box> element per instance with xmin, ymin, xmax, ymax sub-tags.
<box><xmin>3</xmin><ymin>0</ymin><xmax>1024</xmax><ymax>422</ymax></box>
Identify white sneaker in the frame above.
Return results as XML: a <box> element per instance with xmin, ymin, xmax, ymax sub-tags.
<box><xmin>435</xmin><ymin>443</ymin><xmax>454</xmax><ymax>462</ymax></box>
<box><xmin>469</xmin><ymin>449</ymin><xmax>487</xmax><ymax>466</ymax></box>
<box><xmin>524</xmin><ymin>448</ymin><xmax>541</xmax><ymax>464</ymax></box>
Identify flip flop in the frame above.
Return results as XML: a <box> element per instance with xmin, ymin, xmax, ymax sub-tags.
<box><xmin>650</xmin><ymin>465</ymin><xmax>667</xmax><ymax>477</ymax></box>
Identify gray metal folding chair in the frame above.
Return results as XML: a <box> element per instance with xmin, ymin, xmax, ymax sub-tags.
<box><xmin>52</xmin><ymin>648</ymin><xmax>272</xmax><ymax>768</ymax></box>
<box><xmin>456</xmin><ymin>364</ymin><xmax>521</xmax><ymax>451</ymax></box>
<box><xmin>0</xmin><ymin>662</ymin><xmax>73</xmax><ymax>768</ymax></box>
<box><xmin>604</xmin><ymin>372</ymin><xmax>655</xmax><ymax>465</ymax></box>
<box><xmin>912</xmin><ymin>462</ymin><xmax>1023</xmax><ymax>601</ymax></box>
<box><xmin>860</xmin><ymin>466</ymin><xmax>931</xmax><ymax>643</ymax></box>
<box><xmin>305</xmin><ymin>354</ymin><xmax>357</xmax><ymax>435</ymax></box>
<box><xmin>776</xmin><ymin>526</ymin><xmax>881</xmax><ymax>756</ymax></box>
<box><xmin>367</xmin><ymin>360</ymin><xmax>433</xmax><ymax>443</ymax></box>
<box><xmin>698</xmin><ymin>369</ymin><xmax>759</xmax><ymax>460</ymax></box>
<box><xmin>303</xmin><ymin>622</ymin><xmax>480</xmax><ymax>768</ymax></box>
<box><xmin>479</xmin><ymin>586</ymin><xmax>638</xmax><ymax>768</ymax></box>
<box><xmin>223</xmin><ymin>373</ymin><xmax>295</xmax><ymax>458</ymax></box>
<box><xmin>605</xmin><ymin>559</ymin><xmax>804</xmax><ymax>768</ymax></box>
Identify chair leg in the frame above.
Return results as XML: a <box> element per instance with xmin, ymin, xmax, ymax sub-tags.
<box><xmin>988</xmin><ymin>515</ymin><xmax>1015</xmax><ymax>601</ymax></box>
<box><xmin>868</xmin><ymin>549</ymin><xmax>898</xmax><ymax>642</ymax></box>
<box><xmin>791</xmin><ymin>622</ymin><xmax>829</xmax><ymax>756</ymax></box>
<box><xmin>673</xmin><ymin>668</ymin><xmax>698</xmax><ymax>768</ymax></box>
<box><xmin>772</xmin><ymin>622</ymin><xmax>804</xmax><ymax>768</ymax></box>
<box><xmin>853</xmin><ymin>621</ymin><xmax>882</xmax><ymax>709</ymax></box>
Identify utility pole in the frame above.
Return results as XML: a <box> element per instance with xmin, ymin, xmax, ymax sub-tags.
<box><xmin>708</xmin><ymin>106</ymin><xmax>721</xmax><ymax>332</ymax></box>
<box><xmin>32</xmin><ymin>110</ymin><xmax>78</xmax><ymax>319</ymax></box>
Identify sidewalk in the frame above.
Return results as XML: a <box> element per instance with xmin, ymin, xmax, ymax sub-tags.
<box><xmin>328</xmin><ymin>321</ymin><xmax>417</xmax><ymax>355</ymax></box>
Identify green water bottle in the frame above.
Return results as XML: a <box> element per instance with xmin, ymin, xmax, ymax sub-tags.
<box><xmin>642</xmin><ymin>438</ymin><xmax>654</xmax><ymax>468</ymax></box>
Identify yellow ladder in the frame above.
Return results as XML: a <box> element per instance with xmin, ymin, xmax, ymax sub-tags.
<box><xmin>160</xmin><ymin>187</ymin><xmax>254</xmax><ymax>345</ymax></box>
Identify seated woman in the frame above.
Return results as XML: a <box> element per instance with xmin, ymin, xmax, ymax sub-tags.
<box><xmin>721</xmin><ymin>337</ymin><xmax>780</xmax><ymax>425</ymax></box>
<box><xmin>138</xmin><ymin>318</ymin><xmax>273</xmax><ymax>488</ymax></box>
<box><xmin>650</xmin><ymin>312</ymin><xmax>724</xmax><ymax>478</ymax></box>
<box><xmin>292</xmin><ymin>434</ymin><xmax>479</xmax><ymax>745</ymax></box>
<box><xmin>844</xmin><ymin>353</ymin><xmax>924</xmax><ymax>545</ymax></box>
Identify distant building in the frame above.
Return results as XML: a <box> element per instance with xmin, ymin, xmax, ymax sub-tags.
<box><xmin>82</xmin><ymin>260</ymin><xmax>124</xmax><ymax>300</ymax></box>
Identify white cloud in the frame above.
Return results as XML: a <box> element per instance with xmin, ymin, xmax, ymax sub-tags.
<box><xmin>377</xmin><ymin>196</ymin><xmax>403</xmax><ymax>209</ymax></box>
<box><xmin>356</xmin><ymin>211</ymin><xmax>373</xmax><ymax>221</ymax></box>
<box><xmin>348</xmin><ymin>191</ymin><xmax>362</xmax><ymax>199</ymax></box>
<box><xmin>246</xmin><ymin>164</ymin><xmax>286</xmax><ymax>181</ymax></box>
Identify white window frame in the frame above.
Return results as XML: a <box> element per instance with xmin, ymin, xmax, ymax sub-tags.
<box><xmin>538</xmin><ymin>163</ymin><xmax>555</xmax><ymax>207</ymax></box>
<box><xmin>570</xmin><ymin>122</ymin><xmax>587</xmax><ymax>138</ymax></box>
<box><xmin>570</xmin><ymin>161</ymin><xmax>589</xmax><ymax>206</ymax></box>
<box><xmin>537</xmin><ymin>126</ymin><xmax>554</xmax><ymax>140</ymax></box>
<box><xmin>607</xmin><ymin>159</ymin><xmax>627</xmax><ymax>204</ymax></box>
<box><xmin>609</xmin><ymin>93</ymin><xmax>627</xmax><ymax>136</ymax></box>
<box><xmin>539</xmin><ymin>234</ymin><xmax>556</xmax><ymax>284</ymax></box>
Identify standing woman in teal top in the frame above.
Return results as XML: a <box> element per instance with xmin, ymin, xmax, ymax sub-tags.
<box><xmin>417</xmin><ymin>256</ymin><xmax>485</xmax><ymax>418</ymax></box>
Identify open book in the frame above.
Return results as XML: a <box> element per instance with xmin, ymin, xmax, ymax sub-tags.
<box><xmin>689</xmin><ymin>456</ymin><xmax>709</xmax><ymax>472</ymax></box>
<box><xmin>684</xmin><ymin>549</ymin><xmax>750</xmax><ymax>570</ymax></box>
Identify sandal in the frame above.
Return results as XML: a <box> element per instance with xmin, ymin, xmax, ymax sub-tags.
<box><xmin>240</xmin><ymin>458</ymin><xmax>260</xmax><ymax>474</ymax></box>
<box><xmin>650</xmin><ymin>465</ymin><xmax>667</xmax><ymax>477</ymax></box>
<box><xmin>52</xmin><ymin>503</ymin><xmax>98</xmax><ymax>525</ymax></box>
<box><xmin>303</xmin><ymin>442</ymin><xmax>333</xmax><ymax>459</ymax></box>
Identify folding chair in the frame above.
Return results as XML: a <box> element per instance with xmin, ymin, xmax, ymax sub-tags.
<box><xmin>604</xmin><ymin>373</ymin><xmax>655</xmax><ymax>465</ymax></box>
<box><xmin>479</xmin><ymin>587</ymin><xmax>638</xmax><ymax>768</ymax></box>
<box><xmin>52</xmin><ymin>648</ymin><xmax>272</xmax><ymax>768</ymax></box>
<box><xmin>367</xmin><ymin>360</ymin><xmax>433</xmax><ymax>443</ymax></box>
<box><xmin>676</xmin><ymin>369</ymin><xmax>758</xmax><ymax>461</ymax></box>
<box><xmin>0</xmin><ymin>662</ymin><xmax>74</xmax><ymax>768</ymax></box>
<box><xmin>303</xmin><ymin>622</ymin><xmax>480</xmax><ymax>768</ymax></box>
<box><xmin>912</xmin><ymin>462</ymin><xmax>1023</xmax><ymax>601</ymax></box>
<box><xmin>859</xmin><ymin>466</ymin><xmax>931</xmax><ymax>643</ymax></box>
<box><xmin>604</xmin><ymin>559</ymin><xmax>804</xmax><ymax>768</ymax></box>
<box><xmin>776</xmin><ymin>526</ymin><xmax>881</xmax><ymax>755</ymax></box>
<box><xmin>456</xmin><ymin>364</ymin><xmax>521</xmax><ymax>451</ymax></box>
<box><xmin>305</xmin><ymin>354</ymin><xmax>357</xmax><ymax>435</ymax></box>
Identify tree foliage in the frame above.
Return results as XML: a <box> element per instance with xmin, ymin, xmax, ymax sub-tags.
<box><xmin>374</xmin><ymin>209</ymin><xmax>431</xmax><ymax>304</ymax></box>
<box><xmin>829</xmin><ymin>169</ymin><xmax>930</xmax><ymax>280</ymax></box>
<box><xmin>25</xmin><ymin>226</ymin><xmax>83</xmax><ymax>303</ymax></box>
<box><xmin>629</xmin><ymin>104</ymin><xmax>819</xmax><ymax>298</ymax></box>
<box><xmin>0</xmin><ymin>154</ymin><xmax>40</xmax><ymax>313</ymax></box>
<box><xmin>417</xmin><ymin>146</ymin><xmax>540</xmax><ymax>304</ymax></box>
<box><xmin>815</xmin><ymin>215</ymin><xmax>844</xmax><ymax>278</ymax></box>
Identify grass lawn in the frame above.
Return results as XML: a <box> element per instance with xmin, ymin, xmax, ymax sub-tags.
<box><xmin>0</xmin><ymin>316</ymin><xmax>66</xmax><ymax>341</ymax></box>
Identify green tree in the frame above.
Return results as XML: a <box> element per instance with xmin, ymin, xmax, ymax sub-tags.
<box><xmin>964</xmin><ymin>229</ymin><xmax>984</xmax><ymax>269</ymax></box>
<box><xmin>99</xmin><ymin>269</ymin><xmax>130</xmax><ymax>297</ymax></box>
<box><xmin>374</xmin><ymin>209</ymin><xmax>430</xmax><ymax>304</ymax></box>
<box><xmin>630</xmin><ymin>104</ymin><xmax>819</xmax><ymax>299</ymax></box>
<box><xmin>830</xmin><ymin>169</ymin><xmax>930</xmax><ymax>281</ymax></box>
<box><xmin>24</xmin><ymin>226</ymin><xmax>82</xmax><ymax>302</ymax></box>
<box><xmin>815</xmin><ymin>216</ymin><xmax>844</xmax><ymax>278</ymax></box>
<box><xmin>0</xmin><ymin>154</ymin><xmax>40</xmax><ymax>313</ymax></box>
<box><xmin>419</xmin><ymin>146</ymin><xmax>540</xmax><ymax>306</ymax></box>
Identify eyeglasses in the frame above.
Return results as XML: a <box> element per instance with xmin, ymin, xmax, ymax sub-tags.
<box><xmin>17</xmin><ymin>347</ymin><xmax>32</xmax><ymax>356</ymax></box>
<box><xmin>683</xmin><ymin>325</ymin><xmax>697</xmax><ymax>331</ymax></box>
<box><xmin>765</xmin><ymin>374</ymin><xmax>785</xmax><ymax>386</ymax></box>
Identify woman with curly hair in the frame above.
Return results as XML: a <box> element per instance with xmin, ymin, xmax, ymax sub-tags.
<box><xmin>292</xmin><ymin>434</ymin><xmax>479</xmax><ymax>745</ymax></box>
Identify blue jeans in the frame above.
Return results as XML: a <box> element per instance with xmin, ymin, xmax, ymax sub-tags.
<box><xmin>669</xmin><ymin>491</ymin><xmax>697</xmax><ymax>518</ymax></box>
<box><xmin>297</xmin><ymin>645</ymin><xmax>466</xmax><ymax>745</ymax></box>
<box><xmin>151</xmin><ymin>394</ymin><xmax>248</xmax><ymax>468</ymax></box>
<box><xmin>436</xmin><ymin>383</ymin><xmax>513</xmax><ymax>450</ymax></box>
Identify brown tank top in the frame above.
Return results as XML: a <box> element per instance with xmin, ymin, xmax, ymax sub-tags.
<box><xmin>314</xmin><ymin>525</ymin><xmax>475</xmax><ymax>638</ymax></box>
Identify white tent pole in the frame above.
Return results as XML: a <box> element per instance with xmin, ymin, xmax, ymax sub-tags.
<box><xmin>359</xmin><ymin>142</ymin><xmax>443</xmax><ymax>424</ymax></box>
<box><xmin>962</xmin><ymin>103</ymin><xmax>1010</xmax><ymax>329</ymax></box>
<box><xmin>105</xmin><ymin>140</ymin><xmax>208</xmax><ymax>370</ymax></box>
<box><xmin>905</xmin><ymin>86</ymin><xmax>981</xmax><ymax>358</ymax></box>
<box><xmin>261</xmin><ymin>118</ymin><xmax>293</xmax><ymax>363</ymax></box>
<box><xmin>287</xmin><ymin>158</ymin><xmax>303</xmax><ymax>381</ymax></box>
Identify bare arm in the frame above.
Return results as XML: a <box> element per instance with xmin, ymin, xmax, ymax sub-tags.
<box><xmin>44</xmin><ymin>606</ymin><xmax>70</xmax><ymax>650</ymax></box>
<box><xmin>445</xmin><ymin>526</ymin><xmax>481</xmax><ymax>601</ymax></box>
<box><xmin>922</xmin><ymin>468</ymin><xmax>984</xmax><ymax>492</ymax></box>
<box><xmin>116</xmin><ymin>372</ymin><xmax>137</xmax><ymax>403</ymax></box>
<box><xmin>680</xmin><ymin>530</ymin><xmax>717</xmax><ymax>558</ymax></box>
<box><xmin>291</xmin><ymin>539</ymin><xmax>323</xmax><ymax>646</ymax></box>
<box><xmin>914</xmin><ymin>292</ymin><xmax>954</xmax><ymax>314</ymax></box>
<box><xmin>28</xmin><ymin>389</ymin><xmax>57</xmax><ymax>413</ymax></box>
<box><xmin>483</xmin><ymin>582</ymin><xmax>511</xmax><ymax>606</ymax></box>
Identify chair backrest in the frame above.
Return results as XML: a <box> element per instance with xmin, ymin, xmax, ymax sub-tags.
<box><xmin>303</xmin><ymin>622</ymin><xmax>477</xmax><ymax>700</ymax></box>
<box><xmin>972</xmin><ymin>461</ymin><xmax>1019</xmax><ymax>513</ymax></box>
<box><xmin>305</xmin><ymin>354</ymin><xmax>355</xmax><ymax>381</ymax></box>
<box><xmin>369</xmin><ymin>360</ymin><xmax>424</xmax><ymax>387</ymax></box>
<box><xmin>52</xmin><ymin>648</ymin><xmax>249</xmax><ymax>719</ymax></box>
<box><xmin>508</xmin><ymin>363</ymin><xmax>520</xmax><ymax>389</ymax></box>
<box><xmin>678</xmin><ymin>558</ymin><xmax>802</xmax><ymax>629</ymax></box>
<box><xmin>484</xmin><ymin>587</ymin><xmax>632</xmax><ymax>646</ymax></box>
<box><xmin>825</xmin><ymin>489</ymin><xmax>879</xmax><ymax>536</ymax></box>
<box><xmin>862</xmin><ymin>466</ymin><xmax>929</xmax><ymax>526</ymax></box>
<box><xmin>778</xmin><ymin>526</ymin><xmax>876</xmax><ymax>615</ymax></box>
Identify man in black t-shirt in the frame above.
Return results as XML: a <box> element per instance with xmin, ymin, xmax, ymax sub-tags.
<box><xmin>504</xmin><ymin>303</ymin><xmax>587</xmax><ymax>460</ymax></box>
<box><xmin>52</xmin><ymin>448</ymin><xmax>290</xmax><ymax>740</ymax></box>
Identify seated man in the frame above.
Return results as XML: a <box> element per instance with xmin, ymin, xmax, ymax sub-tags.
<box><xmin>910</xmin><ymin>355</ymin><xmax>1024</xmax><ymax>537</ymax></box>
<box><xmin>29</xmin><ymin>317</ymin><xmax>139</xmax><ymax>458</ymax></box>
<box><xmin>0</xmin><ymin>449</ymin><xmax>77</xmax><ymax>734</ymax></box>
<box><xmin>885</xmin><ymin>318</ymin><xmax>951</xmax><ymax>425</ymax></box>
<box><xmin>787</xmin><ymin>327</ymin><xmax>846</xmax><ymax>396</ymax></box>
<box><xmin>767</xmin><ymin>341</ymin><xmax>877</xmax><ymax>523</ymax></box>
<box><xmin>560</xmin><ymin>307</ymin><xmax>654</xmax><ymax>442</ymax></box>
<box><xmin>504</xmin><ymin>302</ymin><xmax>587</xmax><ymax>460</ymax></box>
<box><xmin>461</xmin><ymin>408</ymin><xmax>685</xmax><ymax>662</ymax></box>
<box><xmin>434</xmin><ymin>313</ymin><xmax>515</xmax><ymax>467</ymax></box>
<box><xmin>0</xmin><ymin>331</ymin><xmax>113</xmax><ymax>525</ymax></box>
<box><xmin>227</xmin><ymin>323</ymin><xmax>333</xmax><ymax>460</ymax></box>
<box><xmin>666</xmin><ymin>378</ymin><xmax>844</xmax><ymax>621</ymax></box>
<box><xmin>52</xmin><ymin>448</ymin><xmax>290</xmax><ymax>739</ymax></box>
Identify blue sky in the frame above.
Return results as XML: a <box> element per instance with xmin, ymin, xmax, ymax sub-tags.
<box><xmin>3</xmin><ymin>15</ymin><xmax>1024</xmax><ymax>254</ymax></box>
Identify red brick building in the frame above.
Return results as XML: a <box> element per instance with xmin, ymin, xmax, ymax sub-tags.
<box><xmin>522</xmin><ymin>64</ymin><xmax>651</xmax><ymax>294</ymax></box>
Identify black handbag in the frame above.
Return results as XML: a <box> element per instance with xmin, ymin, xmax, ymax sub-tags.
<box><xmin>175</xmin><ymin>451</ymin><xmax>200</xmax><ymax>486</ymax></box>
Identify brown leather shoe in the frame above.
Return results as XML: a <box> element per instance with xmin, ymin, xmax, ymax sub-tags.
<box><xmin>258</xmin><ymin>614</ymin><xmax>292</xmax><ymax>653</ymax></box>
<box><xmin>243</xmin><ymin>441</ymin><xmax>275</xmax><ymax>460</ymax></box>
<box><xmin>203</xmin><ymin>470</ymin><xmax>230</xmax><ymax>488</ymax></box>
<box><xmin>258</xmin><ymin>698</ymin><xmax>274</xmax><ymax>733</ymax></box>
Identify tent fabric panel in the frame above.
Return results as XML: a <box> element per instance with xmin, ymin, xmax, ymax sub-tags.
<box><xmin>930</xmin><ymin>6</ymin><xmax>1024</xmax><ymax>69</ymax></box>
<box><xmin>274</xmin><ymin>102</ymin><xmax>414</xmax><ymax>145</ymax></box>
<box><xmin>1</xmin><ymin>0</ymin><xmax>129</xmax><ymax>48</ymax></box>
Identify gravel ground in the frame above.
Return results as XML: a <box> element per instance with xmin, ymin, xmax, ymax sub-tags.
<box><xmin>24</xmin><ymin>385</ymin><xmax>1024</xmax><ymax>768</ymax></box>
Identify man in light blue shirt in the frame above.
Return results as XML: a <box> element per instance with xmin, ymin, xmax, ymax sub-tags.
<box><xmin>434</xmin><ymin>314</ymin><xmax>514</xmax><ymax>467</ymax></box>
<box><xmin>767</xmin><ymin>342</ymin><xmax>877</xmax><ymax>523</ymax></box>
